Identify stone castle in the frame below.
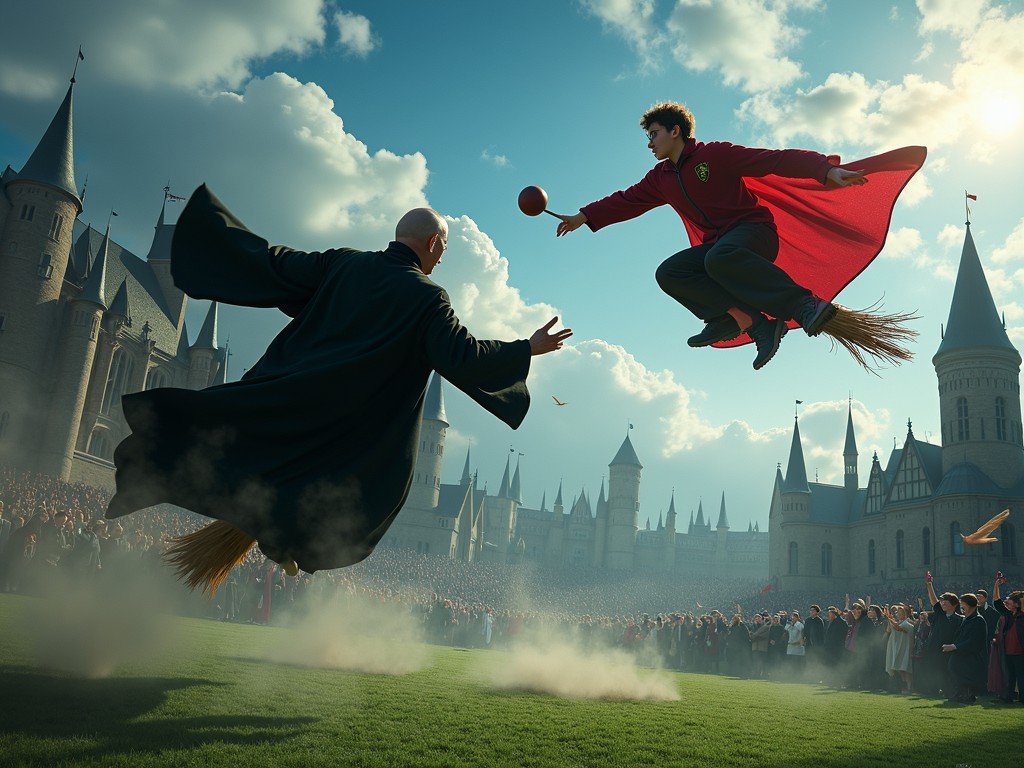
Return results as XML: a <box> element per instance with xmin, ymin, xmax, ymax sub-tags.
<box><xmin>769</xmin><ymin>221</ymin><xmax>1022</xmax><ymax>593</ymax></box>
<box><xmin>0</xmin><ymin>77</ymin><xmax>225</xmax><ymax>489</ymax></box>
<box><xmin>380</xmin><ymin>373</ymin><xmax>769</xmax><ymax>576</ymax></box>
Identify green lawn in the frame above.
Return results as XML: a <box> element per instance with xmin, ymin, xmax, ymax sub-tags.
<box><xmin>0</xmin><ymin>592</ymin><xmax>1014</xmax><ymax>768</ymax></box>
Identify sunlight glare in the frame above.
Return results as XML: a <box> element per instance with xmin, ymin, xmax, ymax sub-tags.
<box><xmin>979</xmin><ymin>93</ymin><xmax>1023</xmax><ymax>137</ymax></box>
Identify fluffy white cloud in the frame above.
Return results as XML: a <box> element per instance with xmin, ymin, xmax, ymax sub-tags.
<box><xmin>916</xmin><ymin>0</ymin><xmax>991</xmax><ymax>36</ymax></box>
<box><xmin>0</xmin><ymin>0</ymin><xmax>326</xmax><ymax>96</ymax></box>
<box><xmin>579</xmin><ymin>0</ymin><xmax>664</xmax><ymax>69</ymax></box>
<box><xmin>334</xmin><ymin>11</ymin><xmax>378</xmax><ymax>57</ymax></box>
<box><xmin>666</xmin><ymin>0</ymin><xmax>810</xmax><ymax>93</ymax></box>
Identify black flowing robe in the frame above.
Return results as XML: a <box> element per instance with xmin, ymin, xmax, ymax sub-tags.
<box><xmin>106</xmin><ymin>185</ymin><xmax>532</xmax><ymax>571</ymax></box>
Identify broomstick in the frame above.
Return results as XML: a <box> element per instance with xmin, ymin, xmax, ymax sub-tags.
<box><xmin>163</xmin><ymin>520</ymin><xmax>299</xmax><ymax>596</ymax></box>
<box><xmin>810</xmin><ymin>299</ymin><xmax>919</xmax><ymax>374</ymax></box>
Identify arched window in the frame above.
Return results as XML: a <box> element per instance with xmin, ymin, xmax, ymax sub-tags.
<box><xmin>896</xmin><ymin>530</ymin><xmax>905</xmax><ymax>569</ymax></box>
<box><xmin>951</xmin><ymin>522</ymin><xmax>964</xmax><ymax>556</ymax></box>
<box><xmin>788</xmin><ymin>542</ymin><xmax>799</xmax><ymax>575</ymax></box>
<box><xmin>996</xmin><ymin>397</ymin><xmax>1007</xmax><ymax>440</ymax></box>
<box><xmin>821</xmin><ymin>543</ymin><xmax>832</xmax><ymax>577</ymax></box>
<box><xmin>957</xmin><ymin>397</ymin><xmax>970</xmax><ymax>441</ymax></box>
<box><xmin>868</xmin><ymin>540</ymin><xmax>876</xmax><ymax>575</ymax></box>
<box><xmin>922</xmin><ymin>527</ymin><xmax>931</xmax><ymax>565</ymax></box>
<box><xmin>145</xmin><ymin>368</ymin><xmax>169</xmax><ymax>390</ymax></box>
<box><xmin>1003</xmin><ymin>523</ymin><xmax>1017</xmax><ymax>560</ymax></box>
<box><xmin>87</xmin><ymin>429</ymin><xmax>112</xmax><ymax>461</ymax></box>
<box><xmin>101</xmin><ymin>350</ymin><xmax>135</xmax><ymax>414</ymax></box>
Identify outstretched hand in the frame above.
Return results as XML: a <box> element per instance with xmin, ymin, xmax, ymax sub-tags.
<box><xmin>556</xmin><ymin>212</ymin><xmax>587</xmax><ymax>237</ymax></box>
<box><xmin>827</xmin><ymin>167</ymin><xmax>868</xmax><ymax>187</ymax></box>
<box><xmin>529</xmin><ymin>317</ymin><xmax>573</xmax><ymax>356</ymax></box>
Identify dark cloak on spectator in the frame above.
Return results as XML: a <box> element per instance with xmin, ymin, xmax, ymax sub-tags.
<box><xmin>106</xmin><ymin>185</ymin><xmax>532</xmax><ymax>571</ymax></box>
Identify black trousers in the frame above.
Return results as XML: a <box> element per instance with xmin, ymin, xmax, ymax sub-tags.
<box><xmin>654</xmin><ymin>222</ymin><xmax>812</xmax><ymax>323</ymax></box>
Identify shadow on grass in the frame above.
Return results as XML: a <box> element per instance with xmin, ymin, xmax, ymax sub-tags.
<box><xmin>0</xmin><ymin>665</ymin><xmax>318</xmax><ymax>763</ymax></box>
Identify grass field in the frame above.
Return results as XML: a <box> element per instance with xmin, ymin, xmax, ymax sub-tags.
<box><xmin>0</xmin><ymin>592</ymin><xmax>1016</xmax><ymax>768</ymax></box>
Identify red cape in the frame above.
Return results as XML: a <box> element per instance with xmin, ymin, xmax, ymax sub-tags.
<box><xmin>713</xmin><ymin>145</ymin><xmax>926</xmax><ymax>347</ymax></box>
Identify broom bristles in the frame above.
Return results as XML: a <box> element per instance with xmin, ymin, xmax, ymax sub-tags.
<box><xmin>820</xmin><ymin>302</ymin><xmax>919</xmax><ymax>375</ymax></box>
<box><xmin>163</xmin><ymin>520</ymin><xmax>257</xmax><ymax>596</ymax></box>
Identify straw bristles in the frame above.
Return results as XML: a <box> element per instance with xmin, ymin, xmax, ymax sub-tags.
<box><xmin>163</xmin><ymin>520</ymin><xmax>257</xmax><ymax>596</ymax></box>
<box><xmin>820</xmin><ymin>302</ymin><xmax>919</xmax><ymax>375</ymax></box>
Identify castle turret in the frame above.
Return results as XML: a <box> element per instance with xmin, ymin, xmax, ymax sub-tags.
<box><xmin>715</xmin><ymin>491</ymin><xmax>730</xmax><ymax>565</ymax></box>
<box><xmin>593</xmin><ymin>477</ymin><xmax>608</xmax><ymax>567</ymax></box>
<box><xmin>933</xmin><ymin>221</ymin><xmax>1024</xmax><ymax>487</ymax></box>
<box><xmin>844</xmin><ymin>400</ymin><xmax>859</xmax><ymax>492</ymax></box>
<box><xmin>782</xmin><ymin>416</ymin><xmax>811</xmax><ymax>517</ymax></box>
<box><xmin>407</xmin><ymin>372</ymin><xmax>448</xmax><ymax>510</ymax></box>
<box><xmin>0</xmin><ymin>78</ymin><xmax>82</xmax><ymax>467</ymax></box>
<box><xmin>37</xmin><ymin>222</ymin><xmax>107</xmax><ymax>478</ymax></box>
<box><xmin>546</xmin><ymin>479</ymin><xmax>565</xmax><ymax>567</ymax></box>
<box><xmin>606</xmin><ymin>433</ymin><xmax>641</xmax><ymax>569</ymax></box>
<box><xmin>663</xmin><ymin>492</ymin><xmax>677</xmax><ymax>570</ymax></box>
<box><xmin>146</xmin><ymin>197</ymin><xmax>187</xmax><ymax>348</ymax></box>
<box><xmin>187</xmin><ymin>301</ymin><xmax>220</xmax><ymax>390</ymax></box>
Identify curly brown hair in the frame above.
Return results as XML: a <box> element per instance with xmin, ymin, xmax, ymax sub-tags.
<box><xmin>640</xmin><ymin>101</ymin><xmax>696</xmax><ymax>139</ymax></box>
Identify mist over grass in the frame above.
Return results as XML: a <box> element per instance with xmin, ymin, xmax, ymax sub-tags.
<box><xmin>1</xmin><ymin>593</ymin><xmax>1018</xmax><ymax>768</ymax></box>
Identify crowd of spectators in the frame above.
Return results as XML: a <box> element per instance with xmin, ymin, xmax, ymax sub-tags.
<box><xmin>3</xmin><ymin>465</ymin><xmax>1022</xmax><ymax>706</ymax></box>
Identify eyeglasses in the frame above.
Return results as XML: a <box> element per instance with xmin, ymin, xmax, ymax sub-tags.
<box><xmin>646</xmin><ymin>129</ymin><xmax>660</xmax><ymax>142</ymax></box>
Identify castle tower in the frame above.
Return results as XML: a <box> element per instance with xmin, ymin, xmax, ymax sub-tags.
<box><xmin>606</xmin><ymin>433</ymin><xmax>641</xmax><ymax>570</ymax></box>
<box><xmin>187</xmin><ymin>301</ymin><xmax>220</xmax><ymax>390</ymax></box>
<box><xmin>146</xmin><ymin>197</ymin><xmax>187</xmax><ymax>349</ymax></box>
<box><xmin>782</xmin><ymin>416</ymin><xmax>811</xmax><ymax>516</ymax></box>
<box><xmin>407</xmin><ymin>372</ymin><xmax>448</xmax><ymax>510</ymax></box>
<box><xmin>933</xmin><ymin>222</ymin><xmax>1024</xmax><ymax>487</ymax></box>
<box><xmin>0</xmin><ymin>78</ymin><xmax>83</xmax><ymax>466</ymax></box>
<box><xmin>844</xmin><ymin>400</ymin><xmax>859</xmax><ymax>492</ymax></box>
<box><xmin>547</xmin><ymin>480</ymin><xmax>564</xmax><ymax>568</ymax></box>
<box><xmin>715</xmin><ymin>491</ymin><xmax>730</xmax><ymax>563</ymax></box>
<box><xmin>36</xmin><ymin>223</ymin><xmax>107</xmax><ymax>478</ymax></box>
<box><xmin>593</xmin><ymin>478</ymin><xmax>608</xmax><ymax>568</ymax></box>
<box><xmin>663</xmin><ymin>492</ymin><xmax>677</xmax><ymax>570</ymax></box>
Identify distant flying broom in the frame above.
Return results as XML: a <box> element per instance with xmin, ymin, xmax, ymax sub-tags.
<box><xmin>163</xmin><ymin>520</ymin><xmax>297</xmax><ymax>596</ymax></box>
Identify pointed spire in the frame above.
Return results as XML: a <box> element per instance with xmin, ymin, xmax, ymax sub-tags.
<box><xmin>687</xmin><ymin>509</ymin><xmax>694</xmax><ymax>534</ymax></box>
<box><xmin>934</xmin><ymin>223</ymin><xmax>1018</xmax><ymax>358</ymax></box>
<box><xmin>597</xmin><ymin>477</ymin><xmax>606</xmax><ymax>504</ymax></box>
<box><xmin>510</xmin><ymin>457</ymin><xmax>522</xmax><ymax>503</ymax></box>
<box><xmin>784</xmin><ymin>416</ymin><xmax>810</xmax><ymax>493</ymax></box>
<box><xmin>539</xmin><ymin>490</ymin><xmax>546</xmax><ymax>512</ymax></box>
<box><xmin>192</xmin><ymin>302</ymin><xmax>219</xmax><ymax>350</ymax></box>
<box><xmin>77</xmin><ymin>223</ymin><xmax>109</xmax><ymax>308</ymax></box>
<box><xmin>754</xmin><ymin>521</ymin><xmax>760</xmax><ymax>532</ymax></box>
<box><xmin>108</xmin><ymin>279</ymin><xmax>131</xmax><ymax>321</ymax></box>
<box><xmin>774</xmin><ymin>462</ymin><xmax>784</xmax><ymax>489</ymax></box>
<box><xmin>18</xmin><ymin>79</ymin><xmax>81</xmax><ymax>211</ymax></box>
<box><xmin>554</xmin><ymin>479</ymin><xmax>563</xmax><ymax>508</ymax></box>
<box><xmin>656</xmin><ymin>512</ymin><xmax>664</xmax><ymax>531</ymax></box>
<box><xmin>666</xmin><ymin>493</ymin><xmax>677</xmax><ymax>526</ymax></box>
<box><xmin>423</xmin><ymin>373</ymin><xmax>448</xmax><ymax>425</ymax></box>
<box><xmin>695</xmin><ymin>500</ymin><xmax>705</xmax><ymax>527</ymax></box>
<box><xmin>844</xmin><ymin>400</ymin><xmax>858</xmax><ymax>457</ymax></box>
<box><xmin>177</xmin><ymin>320</ymin><xmax>191</xmax><ymax>359</ymax></box>
<box><xmin>146</xmin><ymin>197</ymin><xmax>176</xmax><ymax>262</ymax></box>
<box><xmin>497</xmin><ymin>455</ymin><xmax>511</xmax><ymax>498</ymax></box>
<box><xmin>748</xmin><ymin>521</ymin><xmax>753</xmax><ymax>532</ymax></box>
<box><xmin>461</xmin><ymin>446</ymin><xmax>472</xmax><ymax>485</ymax></box>
<box><xmin>645</xmin><ymin>516</ymin><xmax>651</xmax><ymax>531</ymax></box>
<box><xmin>610</xmin><ymin>434</ymin><xmax>643</xmax><ymax>468</ymax></box>
<box><xmin>716</xmin><ymin>492</ymin><xmax>729</xmax><ymax>529</ymax></box>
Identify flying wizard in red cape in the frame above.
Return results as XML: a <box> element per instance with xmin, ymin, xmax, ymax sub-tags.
<box><xmin>556</xmin><ymin>101</ymin><xmax>925</xmax><ymax>371</ymax></box>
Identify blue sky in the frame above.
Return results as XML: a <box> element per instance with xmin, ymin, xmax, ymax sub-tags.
<box><xmin>2</xmin><ymin>0</ymin><xmax>1023</xmax><ymax>533</ymax></box>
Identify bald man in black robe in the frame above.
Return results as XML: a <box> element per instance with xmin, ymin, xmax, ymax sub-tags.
<box><xmin>106</xmin><ymin>185</ymin><xmax>570</xmax><ymax>579</ymax></box>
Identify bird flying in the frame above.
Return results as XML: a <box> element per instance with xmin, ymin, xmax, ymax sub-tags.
<box><xmin>961</xmin><ymin>509</ymin><xmax>1010</xmax><ymax>545</ymax></box>
<box><xmin>552</xmin><ymin>396</ymin><xmax>568</xmax><ymax>406</ymax></box>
